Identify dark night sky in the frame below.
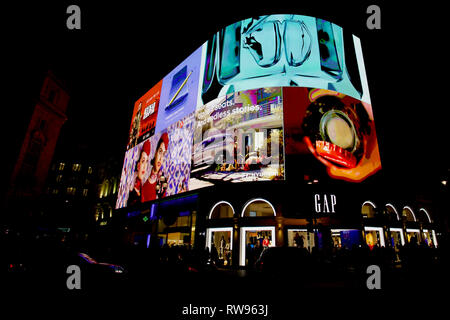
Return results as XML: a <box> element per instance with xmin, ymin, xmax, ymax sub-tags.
<box><xmin>2</xmin><ymin>1</ymin><xmax>448</xmax><ymax>196</ymax></box>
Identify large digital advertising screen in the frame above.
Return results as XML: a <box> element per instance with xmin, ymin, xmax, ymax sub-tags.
<box><xmin>116</xmin><ymin>14</ymin><xmax>380</xmax><ymax>209</ymax></box>
<box><xmin>283</xmin><ymin>87</ymin><xmax>380</xmax><ymax>182</ymax></box>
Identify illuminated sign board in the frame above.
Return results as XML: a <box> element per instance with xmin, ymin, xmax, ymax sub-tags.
<box><xmin>116</xmin><ymin>14</ymin><xmax>380</xmax><ymax>209</ymax></box>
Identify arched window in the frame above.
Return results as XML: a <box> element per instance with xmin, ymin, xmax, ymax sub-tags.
<box><xmin>361</xmin><ymin>201</ymin><xmax>376</xmax><ymax>219</ymax></box>
<box><xmin>100</xmin><ymin>179</ymin><xmax>110</xmax><ymax>198</ymax></box>
<box><xmin>209</xmin><ymin>201</ymin><xmax>235</xmax><ymax>219</ymax></box>
<box><xmin>418</xmin><ymin>208</ymin><xmax>432</xmax><ymax>223</ymax></box>
<box><xmin>242</xmin><ymin>198</ymin><xmax>276</xmax><ymax>217</ymax></box>
<box><xmin>385</xmin><ymin>203</ymin><xmax>400</xmax><ymax>221</ymax></box>
<box><xmin>402</xmin><ymin>206</ymin><xmax>416</xmax><ymax>222</ymax></box>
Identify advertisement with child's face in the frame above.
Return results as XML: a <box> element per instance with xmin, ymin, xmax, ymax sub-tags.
<box><xmin>117</xmin><ymin>14</ymin><xmax>380</xmax><ymax>209</ymax></box>
<box><xmin>189</xmin><ymin>87</ymin><xmax>285</xmax><ymax>191</ymax></box>
<box><xmin>116</xmin><ymin>112</ymin><xmax>195</xmax><ymax>209</ymax></box>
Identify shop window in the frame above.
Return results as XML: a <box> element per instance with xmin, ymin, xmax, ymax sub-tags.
<box><xmin>389</xmin><ymin>228</ymin><xmax>405</xmax><ymax>248</ymax></box>
<box><xmin>209</xmin><ymin>201</ymin><xmax>234</xmax><ymax>219</ymax></box>
<box><xmin>402</xmin><ymin>206</ymin><xmax>416</xmax><ymax>222</ymax></box>
<box><xmin>242</xmin><ymin>198</ymin><xmax>276</xmax><ymax>217</ymax></box>
<box><xmin>361</xmin><ymin>201</ymin><xmax>376</xmax><ymax>218</ymax></box>
<box><xmin>331</xmin><ymin>229</ymin><xmax>361</xmax><ymax>249</ymax></box>
<box><xmin>166</xmin><ymin>232</ymin><xmax>190</xmax><ymax>246</ymax></box>
<box><xmin>206</xmin><ymin>228</ymin><xmax>233</xmax><ymax>267</ymax></box>
<box><xmin>406</xmin><ymin>229</ymin><xmax>420</xmax><ymax>244</ymax></box>
<box><xmin>175</xmin><ymin>215</ymin><xmax>190</xmax><ymax>227</ymax></box>
<box><xmin>240</xmin><ymin>226</ymin><xmax>275</xmax><ymax>266</ymax></box>
<box><xmin>287</xmin><ymin>229</ymin><xmax>315</xmax><ymax>252</ymax></box>
<box><xmin>421</xmin><ymin>229</ymin><xmax>433</xmax><ymax>247</ymax></box>
<box><xmin>364</xmin><ymin>227</ymin><xmax>385</xmax><ymax>249</ymax></box>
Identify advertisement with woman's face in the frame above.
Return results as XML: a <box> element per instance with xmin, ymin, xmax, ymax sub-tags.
<box><xmin>116</xmin><ymin>14</ymin><xmax>380</xmax><ymax>210</ymax></box>
<box><xmin>116</xmin><ymin>113</ymin><xmax>196</xmax><ymax>209</ymax></box>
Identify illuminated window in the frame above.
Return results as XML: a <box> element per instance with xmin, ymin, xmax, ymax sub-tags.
<box><xmin>82</xmin><ymin>189</ymin><xmax>88</xmax><ymax>197</ymax></box>
<box><xmin>418</xmin><ymin>208</ymin><xmax>432</xmax><ymax>223</ymax></box>
<box><xmin>56</xmin><ymin>174</ymin><xmax>63</xmax><ymax>183</ymax></box>
<box><xmin>58</xmin><ymin>163</ymin><xmax>65</xmax><ymax>171</ymax></box>
<box><xmin>175</xmin><ymin>215</ymin><xmax>190</xmax><ymax>227</ymax></box>
<box><xmin>52</xmin><ymin>188</ymin><xmax>59</xmax><ymax>195</ymax></box>
<box><xmin>72</xmin><ymin>163</ymin><xmax>82</xmax><ymax>172</ymax></box>
<box><xmin>87</xmin><ymin>166</ymin><xmax>93</xmax><ymax>174</ymax></box>
<box><xmin>402</xmin><ymin>206</ymin><xmax>416</xmax><ymax>222</ymax></box>
<box><xmin>66</xmin><ymin>187</ymin><xmax>76</xmax><ymax>195</ymax></box>
<box><xmin>385</xmin><ymin>204</ymin><xmax>399</xmax><ymax>221</ymax></box>
<box><xmin>112</xmin><ymin>178</ymin><xmax>118</xmax><ymax>194</ymax></box>
<box><xmin>242</xmin><ymin>198</ymin><xmax>276</xmax><ymax>217</ymax></box>
<box><xmin>102</xmin><ymin>180</ymin><xmax>110</xmax><ymax>198</ymax></box>
<box><xmin>361</xmin><ymin>201</ymin><xmax>376</xmax><ymax>218</ymax></box>
<box><xmin>209</xmin><ymin>201</ymin><xmax>235</xmax><ymax>219</ymax></box>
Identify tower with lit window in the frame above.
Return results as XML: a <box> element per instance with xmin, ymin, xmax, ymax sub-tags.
<box><xmin>7</xmin><ymin>71</ymin><xmax>69</xmax><ymax>217</ymax></box>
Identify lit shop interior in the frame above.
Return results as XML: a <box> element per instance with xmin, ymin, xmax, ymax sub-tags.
<box><xmin>114</xmin><ymin>14</ymin><xmax>441</xmax><ymax>267</ymax></box>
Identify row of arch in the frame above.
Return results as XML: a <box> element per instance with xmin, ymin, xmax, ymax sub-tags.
<box><xmin>361</xmin><ymin>201</ymin><xmax>432</xmax><ymax>223</ymax></box>
<box><xmin>207</xmin><ymin>198</ymin><xmax>433</xmax><ymax>224</ymax></box>
<box><xmin>209</xmin><ymin>199</ymin><xmax>276</xmax><ymax>219</ymax></box>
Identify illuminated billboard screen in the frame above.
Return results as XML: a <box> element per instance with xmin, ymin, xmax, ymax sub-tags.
<box><xmin>127</xmin><ymin>80</ymin><xmax>162</xmax><ymax>150</ymax></box>
<box><xmin>283</xmin><ymin>87</ymin><xmax>380</xmax><ymax>182</ymax></box>
<box><xmin>116</xmin><ymin>14</ymin><xmax>380</xmax><ymax>209</ymax></box>
<box><xmin>189</xmin><ymin>87</ymin><xmax>284</xmax><ymax>190</ymax></box>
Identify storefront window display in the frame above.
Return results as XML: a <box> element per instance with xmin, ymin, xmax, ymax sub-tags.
<box><xmin>422</xmin><ymin>229</ymin><xmax>438</xmax><ymax>247</ymax></box>
<box><xmin>331</xmin><ymin>229</ymin><xmax>360</xmax><ymax>249</ymax></box>
<box><xmin>406</xmin><ymin>229</ymin><xmax>420</xmax><ymax>244</ymax></box>
<box><xmin>240</xmin><ymin>226</ymin><xmax>275</xmax><ymax>266</ymax></box>
<box><xmin>287</xmin><ymin>229</ymin><xmax>315</xmax><ymax>252</ymax></box>
<box><xmin>364</xmin><ymin>227</ymin><xmax>384</xmax><ymax>249</ymax></box>
<box><xmin>422</xmin><ymin>229</ymin><xmax>433</xmax><ymax>247</ymax></box>
<box><xmin>206</xmin><ymin>228</ymin><xmax>233</xmax><ymax>266</ymax></box>
<box><xmin>166</xmin><ymin>232</ymin><xmax>191</xmax><ymax>247</ymax></box>
<box><xmin>389</xmin><ymin>228</ymin><xmax>405</xmax><ymax>248</ymax></box>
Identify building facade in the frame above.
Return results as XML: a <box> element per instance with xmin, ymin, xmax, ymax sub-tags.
<box><xmin>113</xmin><ymin>14</ymin><xmax>442</xmax><ymax>267</ymax></box>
